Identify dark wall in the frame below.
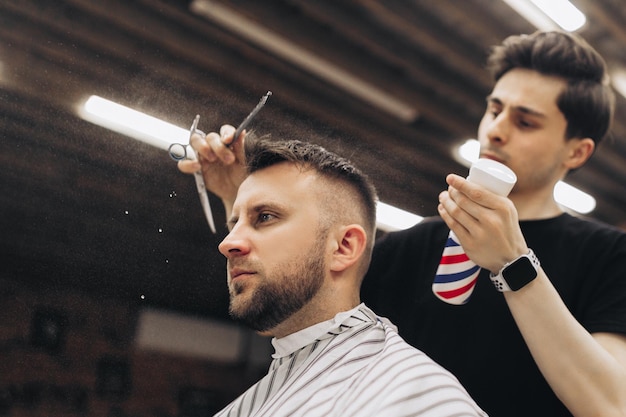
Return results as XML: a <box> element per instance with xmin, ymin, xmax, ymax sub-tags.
<box><xmin>0</xmin><ymin>276</ymin><xmax>263</xmax><ymax>417</ymax></box>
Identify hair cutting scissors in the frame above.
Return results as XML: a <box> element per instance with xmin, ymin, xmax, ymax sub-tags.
<box><xmin>168</xmin><ymin>91</ymin><xmax>272</xmax><ymax>233</ymax></box>
<box><xmin>169</xmin><ymin>114</ymin><xmax>216</xmax><ymax>233</ymax></box>
<box><xmin>229</xmin><ymin>91</ymin><xmax>272</xmax><ymax>147</ymax></box>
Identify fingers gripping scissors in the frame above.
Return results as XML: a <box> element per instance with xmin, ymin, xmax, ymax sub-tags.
<box><xmin>168</xmin><ymin>91</ymin><xmax>272</xmax><ymax>233</ymax></box>
<box><xmin>169</xmin><ymin>115</ymin><xmax>217</xmax><ymax>233</ymax></box>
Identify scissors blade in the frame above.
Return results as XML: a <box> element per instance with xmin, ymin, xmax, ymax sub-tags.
<box><xmin>188</xmin><ymin>115</ymin><xmax>217</xmax><ymax>234</ymax></box>
<box><xmin>229</xmin><ymin>91</ymin><xmax>272</xmax><ymax>147</ymax></box>
<box><xmin>190</xmin><ymin>114</ymin><xmax>200</xmax><ymax>134</ymax></box>
<box><xmin>193</xmin><ymin>171</ymin><xmax>216</xmax><ymax>233</ymax></box>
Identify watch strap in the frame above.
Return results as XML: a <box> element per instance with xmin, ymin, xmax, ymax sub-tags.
<box><xmin>489</xmin><ymin>249</ymin><xmax>540</xmax><ymax>292</ymax></box>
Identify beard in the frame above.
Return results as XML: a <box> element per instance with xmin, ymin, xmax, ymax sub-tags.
<box><xmin>228</xmin><ymin>238</ymin><xmax>326</xmax><ymax>333</ymax></box>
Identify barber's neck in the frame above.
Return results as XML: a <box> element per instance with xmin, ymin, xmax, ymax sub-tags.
<box><xmin>510</xmin><ymin>188</ymin><xmax>564</xmax><ymax>221</ymax></box>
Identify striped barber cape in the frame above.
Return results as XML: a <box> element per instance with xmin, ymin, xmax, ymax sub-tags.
<box><xmin>213</xmin><ymin>304</ymin><xmax>487</xmax><ymax>417</ymax></box>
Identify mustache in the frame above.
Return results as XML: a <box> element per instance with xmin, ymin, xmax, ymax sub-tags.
<box><xmin>227</xmin><ymin>259</ymin><xmax>261</xmax><ymax>279</ymax></box>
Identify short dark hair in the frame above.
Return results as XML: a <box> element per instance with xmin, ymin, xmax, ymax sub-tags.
<box><xmin>245</xmin><ymin>136</ymin><xmax>378</xmax><ymax>232</ymax></box>
<box><xmin>487</xmin><ymin>30</ymin><xmax>614</xmax><ymax>145</ymax></box>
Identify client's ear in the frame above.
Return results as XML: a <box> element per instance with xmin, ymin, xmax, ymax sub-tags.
<box><xmin>329</xmin><ymin>224</ymin><xmax>367</xmax><ymax>273</ymax></box>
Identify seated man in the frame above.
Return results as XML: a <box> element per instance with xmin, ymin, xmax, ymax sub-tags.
<box><xmin>211</xmin><ymin>136</ymin><xmax>486</xmax><ymax>416</ymax></box>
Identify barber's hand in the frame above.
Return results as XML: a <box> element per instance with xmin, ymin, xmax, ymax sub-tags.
<box><xmin>437</xmin><ymin>173</ymin><xmax>528</xmax><ymax>273</ymax></box>
<box><xmin>177</xmin><ymin>124</ymin><xmax>247</xmax><ymax>209</ymax></box>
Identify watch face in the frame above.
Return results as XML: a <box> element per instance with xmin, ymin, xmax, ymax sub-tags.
<box><xmin>502</xmin><ymin>256</ymin><xmax>538</xmax><ymax>291</ymax></box>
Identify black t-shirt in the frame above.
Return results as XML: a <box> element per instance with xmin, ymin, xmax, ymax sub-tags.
<box><xmin>361</xmin><ymin>213</ymin><xmax>626</xmax><ymax>417</ymax></box>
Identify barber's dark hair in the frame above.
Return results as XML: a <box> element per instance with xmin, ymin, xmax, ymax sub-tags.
<box><xmin>487</xmin><ymin>30</ymin><xmax>614</xmax><ymax>145</ymax></box>
<box><xmin>244</xmin><ymin>135</ymin><xmax>378</xmax><ymax>239</ymax></box>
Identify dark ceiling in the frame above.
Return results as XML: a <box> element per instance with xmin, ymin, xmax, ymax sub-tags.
<box><xmin>1</xmin><ymin>0</ymin><xmax>625</xmax><ymax>320</ymax></box>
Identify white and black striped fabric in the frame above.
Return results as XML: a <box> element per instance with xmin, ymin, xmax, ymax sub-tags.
<box><xmin>213</xmin><ymin>304</ymin><xmax>487</xmax><ymax>417</ymax></box>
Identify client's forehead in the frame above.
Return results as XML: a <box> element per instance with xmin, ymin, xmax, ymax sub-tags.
<box><xmin>237</xmin><ymin>163</ymin><xmax>321</xmax><ymax>206</ymax></box>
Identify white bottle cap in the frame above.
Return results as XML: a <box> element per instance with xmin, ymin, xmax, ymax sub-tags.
<box><xmin>467</xmin><ymin>159</ymin><xmax>517</xmax><ymax>197</ymax></box>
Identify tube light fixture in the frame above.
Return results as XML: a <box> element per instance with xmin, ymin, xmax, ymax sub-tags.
<box><xmin>455</xmin><ymin>138</ymin><xmax>481</xmax><ymax>164</ymax></box>
<box><xmin>554</xmin><ymin>181</ymin><xmax>596</xmax><ymax>214</ymax></box>
<box><xmin>502</xmin><ymin>0</ymin><xmax>586</xmax><ymax>32</ymax></box>
<box><xmin>79</xmin><ymin>95</ymin><xmax>189</xmax><ymax>151</ymax></box>
<box><xmin>376</xmin><ymin>201</ymin><xmax>424</xmax><ymax>232</ymax></box>
<box><xmin>78</xmin><ymin>95</ymin><xmax>424</xmax><ymax>231</ymax></box>
<box><xmin>189</xmin><ymin>0</ymin><xmax>418</xmax><ymax>123</ymax></box>
<box><xmin>456</xmin><ymin>139</ymin><xmax>595</xmax><ymax>214</ymax></box>
<box><xmin>611</xmin><ymin>68</ymin><xmax>626</xmax><ymax>100</ymax></box>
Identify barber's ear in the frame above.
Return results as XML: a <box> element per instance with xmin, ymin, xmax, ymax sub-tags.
<box><xmin>329</xmin><ymin>225</ymin><xmax>367</xmax><ymax>272</ymax></box>
<box><xmin>565</xmin><ymin>137</ymin><xmax>595</xmax><ymax>170</ymax></box>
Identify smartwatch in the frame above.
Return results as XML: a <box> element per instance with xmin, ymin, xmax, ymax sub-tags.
<box><xmin>489</xmin><ymin>249</ymin><xmax>540</xmax><ymax>292</ymax></box>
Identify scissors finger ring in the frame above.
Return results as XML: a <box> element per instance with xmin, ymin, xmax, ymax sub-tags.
<box><xmin>168</xmin><ymin>114</ymin><xmax>200</xmax><ymax>161</ymax></box>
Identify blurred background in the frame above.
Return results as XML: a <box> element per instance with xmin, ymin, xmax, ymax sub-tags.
<box><xmin>1</xmin><ymin>1</ymin><xmax>625</xmax><ymax>416</ymax></box>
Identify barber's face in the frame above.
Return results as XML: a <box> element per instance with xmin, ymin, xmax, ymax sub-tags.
<box><xmin>477</xmin><ymin>68</ymin><xmax>573</xmax><ymax>194</ymax></box>
<box><xmin>218</xmin><ymin>163</ymin><xmax>328</xmax><ymax>333</ymax></box>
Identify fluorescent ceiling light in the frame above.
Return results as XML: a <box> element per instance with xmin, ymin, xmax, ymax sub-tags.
<box><xmin>502</xmin><ymin>0</ymin><xmax>586</xmax><ymax>32</ymax></box>
<box><xmin>377</xmin><ymin>201</ymin><xmax>423</xmax><ymax>232</ymax></box>
<box><xmin>189</xmin><ymin>0</ymin><xmax>418</xmax><ymax>123</ymax></box>
<box><xmin>529</xmin><ymin>0</ymin><xmax>586</xmax><ymax>32</ymax></box>
<box><xmin>79</xmin><ymin>95</ymin><xmax>423</xmax><ymax>230</ymax></box>
<box><xmin>79</xmin><ymin>95</ymin><xmax>189</xmax><ymax>150</ymax></box>
<box><xmin>456</xmin><ymin>139</ymin><xmax>595</xmax><ymax>214</ymax></box>
<box><xmin>502</xmin><ymin>0</ymin><xmax>559</xmax><ymax>30</ymax></box>
<box><xmin>455</xmin><ymin>138</ymin><xmax>481</xmax><ymax>165</ymax></box>
<box><xmin>611</xmin><ymin>68</ymin><xmax>626</xmax><ymax>100</ymax></box>
<box><xmin>554</xmin><ymin>181</ymin><xmax>595</xmax><ymax>214</ymax></box>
